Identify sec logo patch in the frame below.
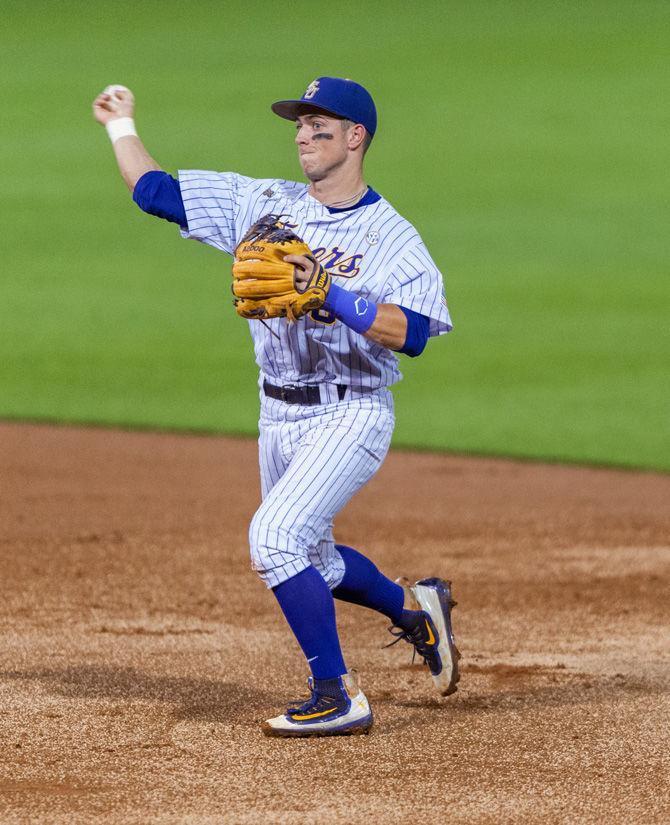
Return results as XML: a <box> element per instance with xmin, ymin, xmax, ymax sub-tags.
<box><xmin>366</xmin><ymin>230</ymin><xmax>379</xmax><ymax>246</ymax></box>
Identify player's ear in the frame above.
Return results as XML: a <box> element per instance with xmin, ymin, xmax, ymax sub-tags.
<box><xmin>348</xmin><ymin>124</ymin><xmax>367</xmax><ymax>152</ymax></box>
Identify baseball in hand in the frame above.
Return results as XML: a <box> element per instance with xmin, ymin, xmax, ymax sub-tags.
<box><xmin>93</xmin><ymin>84</ymin><xmax>135</xmax><ymax>124</ymax></box>
<box><xmin>103</xmin><ymin>84</ymin><xmax>131</xmax><ymax>111</ymax></box>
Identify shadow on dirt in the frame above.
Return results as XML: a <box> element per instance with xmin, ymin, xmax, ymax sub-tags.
<box><xmin>0</xmin><ymin>665</ymin><xmax>274</xmax><ymax>723</ymax></box>
<box><xmin>2</xmin><ymin>664</ymin><xmax>664</xmax><ymax>728</ymax></box>
<box><xmin>387</xmin><ymin>666</ymin><xmax>661</xmax><ymax>715</ymax></box>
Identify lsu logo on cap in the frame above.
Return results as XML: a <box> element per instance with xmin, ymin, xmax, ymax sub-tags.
<box><xmin>303</xmin><ymin>79</ymin><xmax>320</xmax><ymax>100</ymax></box>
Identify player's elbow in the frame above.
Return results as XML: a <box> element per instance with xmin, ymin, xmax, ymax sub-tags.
<box><xmin>397</xmin><ymin>308</ymin><xmax>430</xmax><ymax>357</ymax></box>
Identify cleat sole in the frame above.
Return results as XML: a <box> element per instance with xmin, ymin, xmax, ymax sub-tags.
<box><xmin>415</xmin><ymin>578</ymin><xmax>461</xmax><ymax>696</ymax></box>
<box><xmin>261</xmin><ymin>714</ymin><xmax>373</xmax><ymax>739</ymax></box>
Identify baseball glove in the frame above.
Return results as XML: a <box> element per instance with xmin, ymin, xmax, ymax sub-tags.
<box><xmin>232</xmin><ymin>215</ymin><xmax>331</xmax><ymax>322</ymax></box>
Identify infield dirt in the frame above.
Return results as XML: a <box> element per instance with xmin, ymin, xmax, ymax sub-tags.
<box><xmin>0</xmin><ymin>422</ymin><xmax>668</xmax><ymax>824</ymax></box>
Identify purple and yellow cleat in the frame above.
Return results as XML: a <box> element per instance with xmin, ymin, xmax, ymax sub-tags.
<box><xmin>389</xmin><ymin>577</ymin><xmax>461</xmax><ymax>696</ymax></box>
<box><xmin>262</xmin><ymin>671</ymin><xmax>373</xmax><ymax>738</ymax></box>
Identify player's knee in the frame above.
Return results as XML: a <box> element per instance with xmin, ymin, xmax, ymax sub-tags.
<box><xmin>248</xmin><ymin>505</ymin><xmax>309</xmax><ymax>584</ymax></box>
<box><xmin>248</xmin><ymin>508</ymin><xmax>268</xmax><ymax>571</ymax></box>
<box><xmin>248</xmin><ymin>504</ymin><xmax>281</xmax><ymax>555</ymax></box>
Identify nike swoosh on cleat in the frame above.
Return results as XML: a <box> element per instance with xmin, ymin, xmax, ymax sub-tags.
<box><xmin>290</xmin><ymin>706</ymin><xmax>339</xmax><ymax>721</ymax></box>
<box><xmin>424</xmin><ymin>619</ymin><xmax>436</xmax><ymax>646</ymax></box>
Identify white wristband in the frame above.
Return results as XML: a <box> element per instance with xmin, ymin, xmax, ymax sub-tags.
<box><xmin>106</xmin><ymin>117</ymin><xmax>137</xmax><ymax>144</ymax></box>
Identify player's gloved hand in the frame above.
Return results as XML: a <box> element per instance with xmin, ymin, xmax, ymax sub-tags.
<box><xmin>232</xmin><ymin>214</ymin><xmax>331</xmax><ymax>322</ymax></box>
<box><xmin>92</xmin><ymin>85</ymin><xmax>135</xmax><ymax>125</ymax></box>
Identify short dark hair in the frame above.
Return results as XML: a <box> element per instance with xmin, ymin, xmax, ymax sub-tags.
<box><xmin>341</xmin><ymin>119</ymin><xmax>372</xmax><ymax>155</ymax></box>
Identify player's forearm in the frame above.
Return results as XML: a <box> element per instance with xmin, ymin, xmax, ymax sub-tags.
<box><xmin>111</xmin><ymin>135</ymin><xmax>162</xmax><ymax>192</ymax></box>
<box><xmin>322</xmin><ymin>282</ymin><xmax>408</xmax><ymax>351</ymax></box>
<box><xmin>363</xmin><ymin>304</ymin><xmax>407</xmax><ymax>351</ymax></box>
<box><xmin>93</xmin><ymin>85</ymin><xmax>162</xmax><ymax>191</ymax></box>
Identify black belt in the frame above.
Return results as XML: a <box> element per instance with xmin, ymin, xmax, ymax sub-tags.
<box><xmin>263</xmin><ymin>380</ymin><xmax>347</xmax><ymax>405</ymax></box>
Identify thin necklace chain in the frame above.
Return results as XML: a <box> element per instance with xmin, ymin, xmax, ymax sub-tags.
<box><xmin>320</xmin><ymin>184</ymin><xmax>369</xmax><ymax>209</ymax></box>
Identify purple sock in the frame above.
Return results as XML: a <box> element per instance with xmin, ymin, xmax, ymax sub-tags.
<box><xmin>272</xmin><ymin>566</ymin><xmax>347</xmax><ymax>680</ymax></box>
<box><xmin>332</xmin><ymin>544</ymin><xmax>405</xmax><ymax>624</ymax></box>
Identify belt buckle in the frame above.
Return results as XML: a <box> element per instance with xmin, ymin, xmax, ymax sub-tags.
<box><xmin>280</xmin><ymin>383</ymin><xmax>298</xmax><ymax>402</ymax></box>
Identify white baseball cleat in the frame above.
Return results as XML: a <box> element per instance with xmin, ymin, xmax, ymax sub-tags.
<box><xmin>389</xmin><ymin>577</ymin><xmax>461</xmax><ymax>696</ymax></box>
<box><xmin>262</xmin><ymin>671</ymin><xmax>373</xmax><ymax>738</ymax></box>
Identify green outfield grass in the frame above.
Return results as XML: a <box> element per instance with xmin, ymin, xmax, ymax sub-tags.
<box><xmin>2</xmin><ymin>1</ymin><xmax>669</xmax><ymax>469</ymax></box>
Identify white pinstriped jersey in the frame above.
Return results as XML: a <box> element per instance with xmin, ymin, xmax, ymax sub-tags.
<box><xmin>178</xmin><ymin>171</ymin><xmax>452</xmax><ymax>390</ymax></box>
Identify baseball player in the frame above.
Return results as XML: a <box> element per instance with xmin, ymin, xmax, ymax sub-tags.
<box><xmin>93</xmin><ymin>77</ymin><xmax>459</xmax><ymax>738</ymax></box>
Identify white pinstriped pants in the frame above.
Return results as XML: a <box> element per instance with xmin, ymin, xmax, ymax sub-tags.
<box><xmin>249</xmin><ymin>387</ymin><xmax>395</xmax><ymax>589</ymax></box>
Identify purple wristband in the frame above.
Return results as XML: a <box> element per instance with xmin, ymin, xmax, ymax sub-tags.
<box><xmin>323</xmin><ymin>282</ymin><xmax>378</xmax><ymax>334</ymax></box>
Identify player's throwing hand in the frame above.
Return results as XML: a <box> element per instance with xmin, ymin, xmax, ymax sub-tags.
<box><xmin>92</xmin><ymin>85</ymin><xmax>135</xmax><ymax>125</ymax></box>
<box><xmin>284</xmin><ymin>254</ymin><xmax>317</xmax><ymax>290</ymax></box>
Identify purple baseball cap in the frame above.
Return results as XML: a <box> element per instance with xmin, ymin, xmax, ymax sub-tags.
<box><xmin>271</xmin><ymin>76</ymin><xmax>377</xmax><ymax>137</ymax></box>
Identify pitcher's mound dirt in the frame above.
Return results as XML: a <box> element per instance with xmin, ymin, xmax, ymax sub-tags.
<box><xmin>0</xmin><ymin>422</ymin><xmax>668</xmax><ymax>824</ymax></box>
